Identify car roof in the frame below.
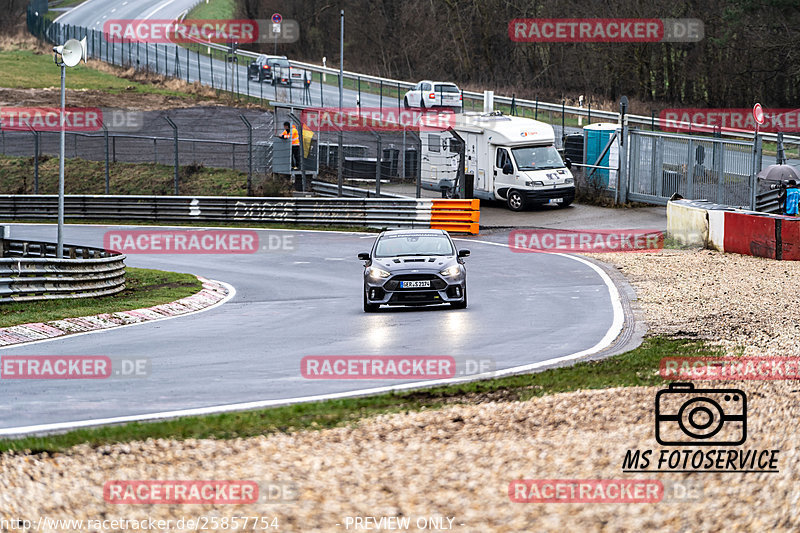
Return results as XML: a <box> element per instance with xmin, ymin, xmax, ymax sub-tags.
<box><xmin>379</xmin><ymin>229</ymin><xmax>448</xmax><ymax>237</ymax></box>
<box><xmin>417</xmin><ymin>80</ymin><xmax>459</xmax><ymax>87</ymax></box>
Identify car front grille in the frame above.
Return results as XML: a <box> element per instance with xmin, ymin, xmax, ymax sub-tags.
<box><xmin>385</xmin><ymin>274</ymin><xmax>446</xmax><ymax>291</ymax></box>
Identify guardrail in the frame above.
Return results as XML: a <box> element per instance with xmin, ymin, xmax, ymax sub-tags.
<box><xmin>0</xmin><ymin>195</ymin><xmax>480</xmax><ymax>234</ymax></box>
<box><xmin>193</xmin><ymin>39</ymin><xmax>796</xmax><ymax>145</ymax></box>
<box><xmin>32</xmin><ymin>11</ymin><xmax>799</xmax><ymax>147</ymax></box>
<box><xmin>311</xmin><ymin>181</ymin><xmax>405</xmax><ymax>198</ymax></box>
<box><xmin>0</xmin><ymin>238</ymin><xmax>126</xmax><ymax>303</ymax></box>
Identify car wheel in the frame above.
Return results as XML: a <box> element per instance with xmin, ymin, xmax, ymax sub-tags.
<box><xmin>403</xmin><ymin>96</ymin><xmax>410</xmax><ymax>109</ymax></box>
<box><xmin>507</xmin><ymin>190</ymin><xmax>526</xmax><ymax>211</ymax></box>
<box><xmin>451</xmin><ymin>286</ymin><xmax>467</xmax><ymax>309</ymax></box>
<box><xmin>363</xmin><ymin>291</ymin><xmax>379</xmax><ymax>312</ymax></box>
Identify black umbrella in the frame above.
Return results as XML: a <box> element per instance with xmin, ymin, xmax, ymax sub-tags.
<box><xmin>757</xmin><ymin>164</ymin><xmax>800</xmax><ymax>182</ymax></box>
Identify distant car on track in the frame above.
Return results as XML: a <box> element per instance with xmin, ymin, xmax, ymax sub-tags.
<box><xmin>403</xmin><ymin>81</ymin><xmax>462</xmax><ymax>109</ymax></box>
<box><xmin>248</xmin><ymin>54</ymin><xmax>292</xmax><ymax>85</ymax></box>
<box><xmin>358</xmin><ymin>229</ymin><xmax>469</xmax><ymax>312</ymax></box>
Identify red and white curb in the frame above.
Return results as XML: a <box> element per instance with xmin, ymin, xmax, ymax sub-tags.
<box><xmin>0</xmin><ymin>277</ymin><xmax>231</xmax><ymax>347</ymax></box>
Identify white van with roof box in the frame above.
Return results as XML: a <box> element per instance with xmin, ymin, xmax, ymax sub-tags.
<box><xmin>420</xmin><ymin>111</ymin><xmax>575</xmax><ymax>211</ymax></box>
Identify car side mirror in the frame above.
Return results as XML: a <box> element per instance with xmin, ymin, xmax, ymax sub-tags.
<box><xmin>358</xmin><ymin>252</ymin><xmax>371</xmax><ymax>260</ymax></box>
<box><xmin>502</xmin><ymin>162</ymin><xmax>514</xmax><ymax>175</ymax></box>
<box><xmin>458</xmin><ymin>249</ymin><xmax>470</xmax><ymax>258</ymax></box>
<box><xmin>565</xmin><ymin>157</ymin><xmax>572</xmax><ymax>170</ymax></box>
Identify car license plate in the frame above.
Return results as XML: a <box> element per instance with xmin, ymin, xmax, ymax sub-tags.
<box><xmin>548</xmin><ymin>198</ymin><xmax>563</xmax><ymax>204</ymax></box>
<box><xmin>400</xmin><ymin>280</ymin><xmax>430</xmax><ymax>288</ymax></box>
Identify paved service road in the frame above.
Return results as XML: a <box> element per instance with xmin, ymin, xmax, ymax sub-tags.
<box><xmin>54</xmin><ymin>0</ymin><xmax>386</xmax><ymax>110</ymax></box>
<box><xmin>0</xmin><ymin>224</ymin><xmax>625</xmax><ymax>432</ymax></box>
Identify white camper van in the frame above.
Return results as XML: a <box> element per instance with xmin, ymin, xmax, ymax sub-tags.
<box><xmin>420</xmin><ymin>112</ymin><xmax>575</xmax><ymax>211</ymax></box>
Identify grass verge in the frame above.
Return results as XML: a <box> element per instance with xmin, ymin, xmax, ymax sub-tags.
<box><xmin>187</xmin><ymin>0</ymin><xmax>235</xmax><ymax>20</ymax></box>
<box><xmin>0</xmin><ymin>337</ymin><xmax>723</xmax><ymax>453</ymax></box>
<box><xmin>0</xmin><ymin>267</ymin><xmax>202</xmax><ymax>327</ymax></box>
<box><xmin>0</xmin><ymin>48</ymin><xmax>193</xmax><ymax>98</ymax></box>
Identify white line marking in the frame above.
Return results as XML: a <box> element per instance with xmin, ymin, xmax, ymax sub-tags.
<box><xmin>142</xmin><ymin>0</ymin><xmax>181</xmax><ymax>21</ymax></box>
<box><xmin>52</xmin><ymin>0</ymin><xmax>98</xmax><ymax>24</ymax></box>
<box><xmin>0</xmin><ymin>235</ymin><xmax>625</xmax><ymax>437</ymax></box>
<box><xmin>0</xmin><ymin>280</ymin><xmax>236</xmax><ymax>352</ymax></box>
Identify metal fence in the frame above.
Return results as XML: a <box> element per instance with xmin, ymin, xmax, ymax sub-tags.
<box><xmin>22</xmin><ymin>9</ymin><xmax>800</xmax><ymax>209</ymax></box>
<box><xmin>627</xmin><ymin>129</ymin><xmax>761</xmax><ymax>207</ymax></box>
<box><xmin>0</xmin><ymin>113</ymin><xmax>274</xmax><ymax>195</ymax></box>
<box><xmin>0</xmin><ymin>237</ymin><xmax>126</xmax><ymax>303</ymax></box>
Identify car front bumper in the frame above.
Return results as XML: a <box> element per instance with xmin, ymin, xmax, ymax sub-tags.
<box><xmin>364</xmin><ymin>271</ymin><xmax>466</xmax><ymax>306</ymax></box>
<box><xmin>523</xmin><ymin>186</ymin><xmax>575</xmax><ymax>204</ymax></box>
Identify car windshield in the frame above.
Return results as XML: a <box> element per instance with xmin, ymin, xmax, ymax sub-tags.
<box><xmin>374</xmin><ymin>234</ymin><xmax>454</xmax><ymax>257</ymax></box>
<box><xmin>434</xmin><ymin>84</ymin><xmax>460</xmax><ymax>93</ymax></box>
<box><xmin>511</xmin><ymin>145</ymin><xmax>565</xmax><ymax>171</ymax></box>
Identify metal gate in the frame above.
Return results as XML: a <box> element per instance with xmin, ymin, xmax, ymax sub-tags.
<box><xmin>627</xmin><ymin>129</ymin><xmax>762</xmax><ymax>208</ymax></box>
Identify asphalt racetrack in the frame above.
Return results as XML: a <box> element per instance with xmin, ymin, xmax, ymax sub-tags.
<box><xmin>0</xmin><ymin>224</ymin><xmax>625</xmax><ymax>434</ymax></box>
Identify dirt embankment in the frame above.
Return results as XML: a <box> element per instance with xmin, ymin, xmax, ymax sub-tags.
<box><xmin>1</xmin><ymin>249</ymin><xmax>799</xmax><ymax>532</ymax></box>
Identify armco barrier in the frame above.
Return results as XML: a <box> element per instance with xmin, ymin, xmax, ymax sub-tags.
<box><xmin>0</xmin><ymin>238</ymin><xmax>126</xmax><ymax>303</ymax></box>
<box><xmin>667</xmin><ymin>199</ymin><xmax>800</xmax><ymax>260</ymax></box>
<box><xmin>0</xmin><ymin>195</ymin><xmax>480</xmax><ymax>235</ymax></box>
<box><xmin>430</xmin><ymin>199</ymin><xmax>480</xmax><ymax>235</ymax></box>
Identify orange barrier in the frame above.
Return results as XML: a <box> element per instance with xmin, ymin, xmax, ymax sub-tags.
<box><xmin>429</xmin><ymin>199</ymin><xmax>480</xmax><ymax>235</ymax></box>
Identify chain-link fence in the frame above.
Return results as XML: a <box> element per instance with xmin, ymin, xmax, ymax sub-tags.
<box><xmin>0</xmin><ymin>111</ymin><xmax>274</xmax><ymax>195</ymax></box>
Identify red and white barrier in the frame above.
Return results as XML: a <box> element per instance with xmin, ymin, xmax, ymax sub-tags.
<box><xmin>667</xmin><ymin>199</ymin><xmax>800</xmax><ymax>260</ymax></box>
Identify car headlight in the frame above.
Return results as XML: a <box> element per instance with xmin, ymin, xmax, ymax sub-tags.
<box><xmin>565</xmin><ymin>178</ymin><xmax>574</xmax><ymax>184</ymax></box>
<box><xmin>439</xmin><ymin>265</ymin><xmax>461</xmax><ymax>277</ymax></box>
<box><xmin>525</xmin><ymin>181</ymin><xmax>544</xmax><ymax>187</ymax></box>
<box><xmin>368</xmin><ymin>267</ymin><xmax>391</xmax><ymax>279</ymax></box>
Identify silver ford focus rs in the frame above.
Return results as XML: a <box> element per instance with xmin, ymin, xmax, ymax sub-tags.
<box><xmin>358</xmin><ymin>229</ymin><xmax>469</xmax><ymax>312</ymax></box>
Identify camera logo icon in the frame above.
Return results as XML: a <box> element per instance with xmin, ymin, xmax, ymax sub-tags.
<box><xmin>655</xmin><ymin>383</ymin><xmax>747</xmax><ymax>446</ymax></box>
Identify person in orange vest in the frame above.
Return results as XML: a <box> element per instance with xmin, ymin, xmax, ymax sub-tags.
<box><xmin>279</xmin><ymin>121</ymin><xmax>301</xmax><ymax>169</ymax></box>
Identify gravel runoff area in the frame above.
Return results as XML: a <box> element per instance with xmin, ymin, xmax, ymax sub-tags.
<box><xmin>1</xmin><ymin>248</ymin><xmax>799</xmax><ymax>532</ymax></box>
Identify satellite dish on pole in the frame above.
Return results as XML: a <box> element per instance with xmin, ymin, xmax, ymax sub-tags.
<box><xmin>61</xmin><ymin>37</ymin><xmax>87</xmax><ymax>67</ymax></box>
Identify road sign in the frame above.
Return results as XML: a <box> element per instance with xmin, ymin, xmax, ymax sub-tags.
<box><xmin>753</xmin><ymin>103</ymin><xmax>765</xmax><ymax>125</ymax></box>
<box><xmin>273</xmin><ymin>23</ymin><xmax>281</xmax><ymax>34</ymax></box>
<box><xmin>272</xmin><ymin>13</ymin><xmax>282</xmax><ymax>24</ymax></box>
